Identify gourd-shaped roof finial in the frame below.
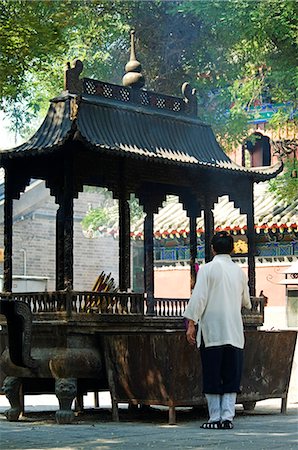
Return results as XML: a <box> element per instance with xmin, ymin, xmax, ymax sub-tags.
<box><xmin>122</xmin><ymin>30</ymin><xmax>145</xmax><ymax>89</ymax></box>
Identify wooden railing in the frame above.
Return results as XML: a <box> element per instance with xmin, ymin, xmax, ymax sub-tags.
<box><xmin>0</xmin><ymin>292</ymin><xmax>264</xmax><ymax>324</ymax></box>
<box><xmin>154</xmin><ymin>298</ymin><xmax>189</xmax><ymax>317</ymax></box>
<box><xmin>82</xmin><ymin>78</ymin><xmax>193</xmax><ymax>116</ymax></box>
<box><xmin>0</xmin><ymin>291</ymin><xmax>144</xmax><ymax>316</ymax></box>
<box><xmin>154</xmin><ymin>296</ymin><xmax>264</xmax><ymax>322</ymax></box>
<box><xmin>74</xmin><ymin>291</ymin><xmax>144</xmax><ymax>315</ymax></box>
<box><xmin>0</xmin><ymin>292</ymin><xmax>68</xmax><ymax>313</ymax></box>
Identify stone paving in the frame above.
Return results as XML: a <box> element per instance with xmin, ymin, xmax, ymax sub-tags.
<box><xmin>0</xmin><ymin>395</ymin><xmax>297</xmax><ymax>450</ymax></box>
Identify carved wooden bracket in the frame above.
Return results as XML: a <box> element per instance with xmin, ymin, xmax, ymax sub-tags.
<box><xmin>179</xmin><ymin>191</ymin><xmax>202</xmax><ymax>218</ymax></box>
<box><xmin>136</xmin><ymin>186</ymin><xmax>166</xmax><ymax>215</ymax></box>
<box><xmin>4</xmin><ymin>169</ymin><xmax>30</xmax><ymax>200</ymax></box>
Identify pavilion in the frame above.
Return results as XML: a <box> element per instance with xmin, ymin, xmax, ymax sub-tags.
<box><xmin>0</xmin><ymin>31</ymin><xmax>282</xmax><ymax>305</ymax></box>
<box><xmin>1</xmin><ymin>31</ymin><xmax>295</xmax><ymax>427</ymax></box>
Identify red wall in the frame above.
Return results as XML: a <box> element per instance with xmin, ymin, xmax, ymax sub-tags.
<box><xmin>154</xmin><ymin>263</ymin><xmax>290</xmax><ymax>307</ymax></box>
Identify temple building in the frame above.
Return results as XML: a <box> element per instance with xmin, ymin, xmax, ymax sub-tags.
<box><xmin>0</xmin><ymin>30</ymin><xmax>296</xmax><ymax>425</ymax></box>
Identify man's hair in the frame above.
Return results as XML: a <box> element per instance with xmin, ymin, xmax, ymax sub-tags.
<box><xmin>211</xmin><ymin>231</ymin><xmax>234</xmax><ymax>254</ymax></box>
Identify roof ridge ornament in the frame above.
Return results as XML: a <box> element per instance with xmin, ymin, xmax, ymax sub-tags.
<box><xmin>64</xmin><ymin>59</ymin><xmax>83</xmax><ymax>94</ymax></box>
<box><xmin>182</xmin><ymin>82</ymin><xmax>198</xmax><ymax>116</ymax></box>
<box><xmin>122</xmin><ymin>30</ymin><xmax>145</xmax><ymax>89</ymax></box>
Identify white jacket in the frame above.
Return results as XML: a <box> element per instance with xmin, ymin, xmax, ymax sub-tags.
<box><xmin>183</xmin><ymin>254</ymin><xmax>251</xmax><ymax>349</ymax></box>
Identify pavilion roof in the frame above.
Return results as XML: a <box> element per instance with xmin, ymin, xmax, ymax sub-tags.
<box><xmin>0</xmin><ymin>27</ymin><xmax>283</xmax><ymax>184</ymax></box>
<box><xmin>0</xmin><ymin>89</ymin><xmax>282</xmax><ymax>183</ymax></box>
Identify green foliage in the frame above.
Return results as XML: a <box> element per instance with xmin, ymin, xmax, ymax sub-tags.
<box><xmin>1</xmin><ymin>0</ymin><xmax>297</xmax><ymax>148</ymax></box>
<box><xmin>129</xmin><ymin>194</ymin><xmax>145</xmax><ymax>223</ymax></box>
<box><xmin>2</xmin><ymin>0</ymin><xmax>296</xmax><ymax>226</ymax></box>
<box><xmin>81</xmin><ymin>188</ymin><xmax>144</xmax><ymax>232</ymax></box>
<box><xmin>0</xmin><ymin>0</ymin><xmax>128</xmax><ymax>137</ymax></box>
<box><xmin>268</xmin><ymin>106</ymin><xmax>297</xmax><ymax>131</ymax></box>
<box><xmin>81</xmin><ymin>206</ymin><xmax>117</xmax><ymax>230</ymax></box>
<box><xmin>177</xmin><ymin>0</ymin><xmax>298</xmax><ymax>146</ymax></box>
<box><xmin>268</xmin><ymin>158</ymin><xmax>298</xmax><ymax>204</ymax></box>
<box><xmin>81</xmin><ymin>187</ymin><xmax>117</xmax><ymax>231</ymax></box>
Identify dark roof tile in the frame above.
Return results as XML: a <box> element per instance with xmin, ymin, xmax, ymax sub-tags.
<box><xmin>0</xmin><ymin>92</ymin><xmax>282</xmax><ymax>181</ymax></box>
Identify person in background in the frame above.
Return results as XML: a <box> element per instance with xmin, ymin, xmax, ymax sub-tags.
<box><xmin>195</xmin><ymin>258</ymin><xmax>200</xmax><ymax>274</ymax></box>
<box><xmin>183</xmin><ymin>231</ymin><xmax>251</xmax><ymax>429</ymax></box>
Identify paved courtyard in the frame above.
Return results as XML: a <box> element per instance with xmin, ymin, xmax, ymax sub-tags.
<box><xmin>0</xmin><ymin>392</ymin><xmax>297</xmax><ymax>450</ymax></box>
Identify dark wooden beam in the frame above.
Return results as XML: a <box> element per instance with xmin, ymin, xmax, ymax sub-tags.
<box><xmin>179</xmin><ymin>191</ymin><xmax>202</xmax><ymax>291</ymax></box>
<box><xmin>144</xmin><ymin>212</ymin><xmax>154</xmax><ymax>313</ymax></box>
<box><xmin>246</xmin><ymin>183</ymin><xmax>256</xmax><ymax>296</ymax></box>
<box><xmin>56</xmin><ymin>204</ymin><xmax>65</xmax><ymax>290</ymax></box>
<box><xmin>3</xmin><ymin>170</ymin><xmax>13</xmax><ymax>292</ymax></box>
<box><xmin>63</xmin><ymin>167</ymin><xmax>74</xmax><ymax>290</ymax></box>
<box><xmin>119</xmin><ymin>195</ymin><xmax>131</xmax><ymax>291</ymax></box>
<box><xmin>137</xmin><ymin>186</ymin><xmax>166</xmax><ymax>313</ymax></box>
<box><xmin>204</xmin><ymin>196</ymin><xmax>215</xmax><ymax>263</ymax></box>
<box><xmin>189</xmin><ymin>214</ymin><xmax>197</xmax><ymax>290</ymax></box>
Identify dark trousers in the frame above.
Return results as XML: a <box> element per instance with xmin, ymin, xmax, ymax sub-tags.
<box><xmin>200</xmin><ymin>341</ymin><xmax>243</xmax><ymax>394</ymax></box>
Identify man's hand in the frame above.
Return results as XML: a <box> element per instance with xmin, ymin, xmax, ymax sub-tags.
<box><xmin>186</xmin><ymin>320</ymin><xmax>196</xmax><ymax>345</ymax></box>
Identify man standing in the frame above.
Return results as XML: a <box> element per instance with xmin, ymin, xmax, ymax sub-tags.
<box><xmin>183</xmin><ymin>231</ymin><xmax>251</xmax><ymax>429</ymax></box>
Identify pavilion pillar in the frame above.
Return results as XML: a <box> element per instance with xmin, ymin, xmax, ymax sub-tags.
<box><xmin>119</xmin><ymin>193</ymin><xmax>131</xmax><ymax>291</ymax></box>
<box><xmin>189</xmin><ymin>214</ymin><xmax>197</xmax><ymax>290</ymax></box>
<box><xmin>204</xmin><ymin>196</ymin><xmax>215</xmax><ymax>263</ymax></box>
<box><xmin>63</xmin><ymin>165</ymin><xmax>74</xmax><ymax>290</ymax></box>
<box><xmin>54</xmin><ymin>157</ymin><xmax>74</xmax><ymax>291</ymax></box>
<box><xmin>181</xmin><ymin>193</ymin><xmax>201</xmax><ymax>291</ymax></box>
<box><xmin>56</xmin><ymin>205</ymin><xmax>65</xmax><ymax>290</ymax></box>
<box><xmin>246</xmin><ymin>182</ymin><xmax>256</xmax><ymax>296</ymax></box>
<box><xmin>228</xmin><ymin>181</ymin><xmax>257</xmax><ymax>296</ymax></box>
<box><xmin>144</xmin><ymin>210</ymin><xmax>154</xmax><ymax>313</ymax></box>
<box><xmin>3</xmin><ymin>170</ymin><xmax>13</xmax><ymax>292</ymax></box>
<box><xmin>137</xmin><ymin>187</ymin><xmax>165</xmax><ymax>315</ymax></box>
